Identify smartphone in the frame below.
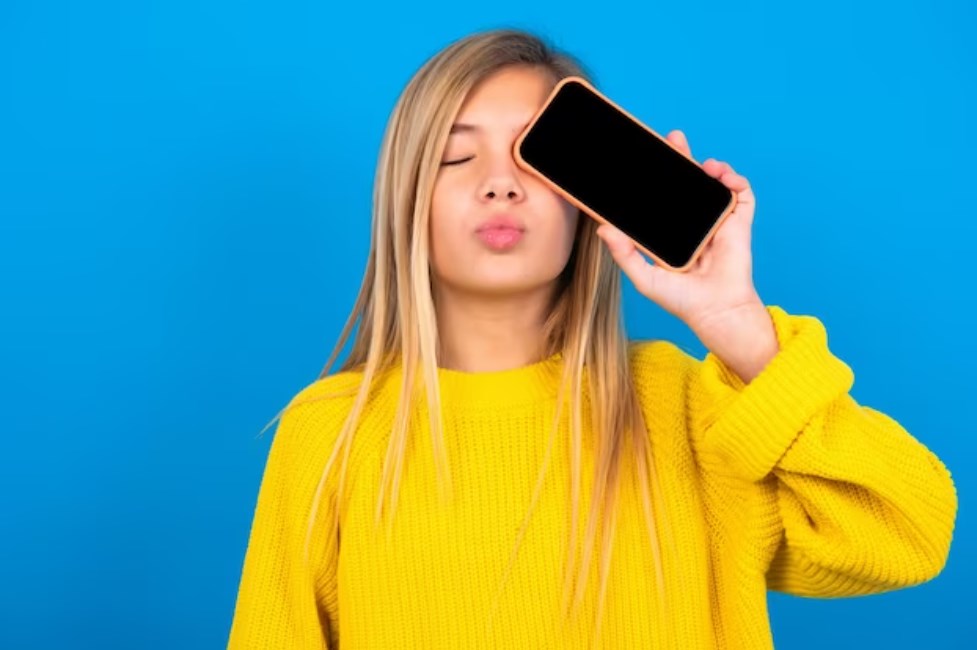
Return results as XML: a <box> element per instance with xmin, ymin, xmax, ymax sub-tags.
<box><xmin>513</xmin><ymin>76</ymin><xmax>737</xmax><ymax>273</ymax></box>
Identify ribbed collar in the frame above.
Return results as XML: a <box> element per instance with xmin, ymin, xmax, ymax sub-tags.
<box><xmin>435</xmin><ymin>351</ymin><xmax>566</xmax><ymax>409</ymax></box>
<box><xmin>373</xmin><ymin>351</ymin><xmax>570</xmax><ymax>411</ymax></box>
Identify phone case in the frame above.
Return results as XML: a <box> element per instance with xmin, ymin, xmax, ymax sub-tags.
<box><xmin>512</xmin><ymin>75</ymin><xmax>738</xmax><ymax>273</ymax></box>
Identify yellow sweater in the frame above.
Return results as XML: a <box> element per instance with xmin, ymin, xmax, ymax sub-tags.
<box><xmin>226</xmin><ymin>305</ymin><xmax>957</xmax><ymax>649</ymax></box>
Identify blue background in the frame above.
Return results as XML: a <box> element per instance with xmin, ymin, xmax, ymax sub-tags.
<box><xmin>1</xmin><ymin>1</ymin><xmax>972</xmax><ymax>647</ymax></box>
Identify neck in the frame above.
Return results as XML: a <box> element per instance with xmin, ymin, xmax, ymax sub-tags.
<box><xmin>433</xmin><ymin>284</ymin><xmax>554</xmax><ymax>373</ymax></box>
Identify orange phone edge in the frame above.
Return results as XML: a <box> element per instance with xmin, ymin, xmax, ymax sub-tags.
<box><xmin>512</xmin><ymin>75</ymin><xmax>738</xmax><ymax>273</ymax></box>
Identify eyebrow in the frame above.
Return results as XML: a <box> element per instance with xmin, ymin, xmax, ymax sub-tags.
<box><xmin>449</xmin><ymin>121</ymin><xmax>530</xmax><ymax>135</ymax></box>
<box><xmin>449</xmin><ymin>122</ymin><xmax>479</xmax><ymax>134</ymax></box>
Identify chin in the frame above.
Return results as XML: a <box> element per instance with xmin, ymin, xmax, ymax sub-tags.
<box><xmin>469</xmin><ymin>273</ymin><xmax>557</xmax><ymax>296</ymax></box>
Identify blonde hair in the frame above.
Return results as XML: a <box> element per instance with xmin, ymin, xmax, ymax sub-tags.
<box><xmin>263</xmin><ymin>27</ymin><xmax>673</xmax><ymax>648</ymax></box>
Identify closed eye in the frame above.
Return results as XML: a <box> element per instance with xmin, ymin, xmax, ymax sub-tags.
<box><xmin>440</xmin><ymin>155</ymin><xmax>475</xmax><ymax>166</ymax></box>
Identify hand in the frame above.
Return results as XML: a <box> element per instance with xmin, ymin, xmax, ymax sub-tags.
<box><xmin>595</xmin><ymin>129</ymin><xmax>763</xmax><ymax>337</ymax></box>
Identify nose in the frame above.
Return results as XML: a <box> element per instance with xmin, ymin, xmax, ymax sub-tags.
<box><xmin>478</xmin><ymin>155</ymin><xmax>526</xmax><ymax>202</ymax></box>
<box><xmin>484</xmin><ymin>186</ymin><xmax>521</xmax><ymax>200</ymax></box>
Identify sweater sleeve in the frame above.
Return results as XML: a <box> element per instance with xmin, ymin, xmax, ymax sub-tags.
<box><xmin>687</xmin><ymin>305</ymin><xmax>958</xmax><ymax>597</ymax></box>
<box><xmin>227</xmin><ymin>394</ymin><xmax>340</xmax><ymax>649</ymax></box>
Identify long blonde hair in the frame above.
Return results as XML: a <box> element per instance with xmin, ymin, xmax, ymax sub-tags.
<box><xmin>263</xmin><ymin>27</ymin><xmax>673</xmax><ymax>648</ymax></box>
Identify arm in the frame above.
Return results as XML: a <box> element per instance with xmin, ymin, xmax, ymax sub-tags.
<box><xmin>227</xmin><ymin>397</ymin><xmax>339</xmax><ymax>648</ymax></box>
<box><xmin>688</xmin><ymin>305</ymin><xmax>958</xmax><ymax>596</ymax></box>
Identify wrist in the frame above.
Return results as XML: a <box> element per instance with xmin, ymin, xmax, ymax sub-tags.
<box><xmin>694</xmin><ymin>302</ymin><xmax>779</xmax><ymax>385</ymax></box>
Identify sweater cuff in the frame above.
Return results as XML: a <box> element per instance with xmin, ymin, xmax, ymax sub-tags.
<box><xmin>694</xmin><ymin>305</ymin><xmax>856</xmax><ymax>482</ymax></box>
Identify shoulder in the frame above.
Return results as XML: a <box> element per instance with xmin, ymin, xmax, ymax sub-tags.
<box><xmin>627</xmin><ymin>338</ymin><xmax>700</xmax><ymax>384</ymax></box>
<box><xmin>626</xmin><ymin>338</ymin><xmax>702</xmax><ymax>423</ymax></box>
<box><xmin>287</xmin><ymin>369</ymin><xmax>368</xmax><ymax>410</ymax></box>
<box><xmin>271</xmin><ymin>367</ymin><xmax>382</xmax><ymax>456</ymax></box>
<box><xmin>625</xmin><ymin>339</ymin><xmax>706</xmax><ymax>460</ymax></box>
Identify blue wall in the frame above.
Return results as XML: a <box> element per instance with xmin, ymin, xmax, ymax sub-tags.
<box><xmin>1</xmin><ymin>1</ymin><xmax>971</xmax><ymax>647</ymax></box>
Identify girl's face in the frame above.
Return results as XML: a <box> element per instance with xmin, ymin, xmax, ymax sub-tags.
<box><xmin>429</xmin><ymin>65</ymin><xmax>580</xmax><ymax>300</ymax></box>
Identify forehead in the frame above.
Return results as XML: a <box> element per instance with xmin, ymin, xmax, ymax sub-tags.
<box><xmin>452</xmin><ymin>66</ymin><xmax>555</xmax><ymax>133</ymax></box>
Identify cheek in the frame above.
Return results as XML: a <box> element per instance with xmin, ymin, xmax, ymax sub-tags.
<box><xmin>561</xmin><ymin>215</ymin><xmax>581</xmax><ymax>263</ymax></box>
<box><xmin>547</xmin><ymin>198</ymin><xmax>580</xmax><ymax>251</ymax></box>
<box><xmin>428</xmin><ymin>183</ymin><xmax>464</xmax><ymax>272</ymax></box>
<box><xmin>531</xmin><ymin>185</ymin><xmax>576</xmax><ymax>235</ymax></box>
<box><xmin>430</xmin><ymin>177</ymin><xmax>465</xmax><ymax>226</ymax></box>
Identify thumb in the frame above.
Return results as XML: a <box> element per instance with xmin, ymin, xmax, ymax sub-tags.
<box><xmin>596</xmin><ymin>223</ymin><xmax>636</xmax><ymax>256</ymax></box>
<box><xmin>597</xmin><ymin>224</ymin><xmax>669</xmax><ymax>300</ymax></box>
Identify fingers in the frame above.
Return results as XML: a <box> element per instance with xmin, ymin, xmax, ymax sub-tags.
<box><xmin>665</xmin><ymin>130</ymin><xmax>752</xmax><ymax>197</ymax></box>
<box><xmin>596</xmin><ymin>223</ymin><xmax>665</xmax><ymax>299</ymax></box>
<box><xmin>666</xmin><ymin>129</ymin><xmax>694</xmax><ymax>161</ymax></box>
<box><xmin>703</xmin><ymin>158</ymin><xmax>750</xmax><ymax>192</ymax></box>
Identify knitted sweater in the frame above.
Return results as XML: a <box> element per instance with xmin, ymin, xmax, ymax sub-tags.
<box><xmin>226</xmin><ymin>305</ymin><xmax>957</xmax><ymax>649</ymax></box>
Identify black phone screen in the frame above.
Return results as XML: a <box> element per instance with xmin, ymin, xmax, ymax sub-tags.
<box><xmin>517</xmin><ymin>80</ymin><xmax>734</xmax><ymax>269</ymax></box>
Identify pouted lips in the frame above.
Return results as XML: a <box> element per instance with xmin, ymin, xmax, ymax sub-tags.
<box><xmin>475</xmin><ymin>214</ymin><xmax>525</xmax><ymax>232</ymax></box>
<box><xmin>476</xmin><ymin>227</ymin><xmax>523</xmax><ymax>250</ymax></box>
<box><xmin>475</xmin><ymin>215</ymin><xmax>525</xmax><ymax>251</ymax></box>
